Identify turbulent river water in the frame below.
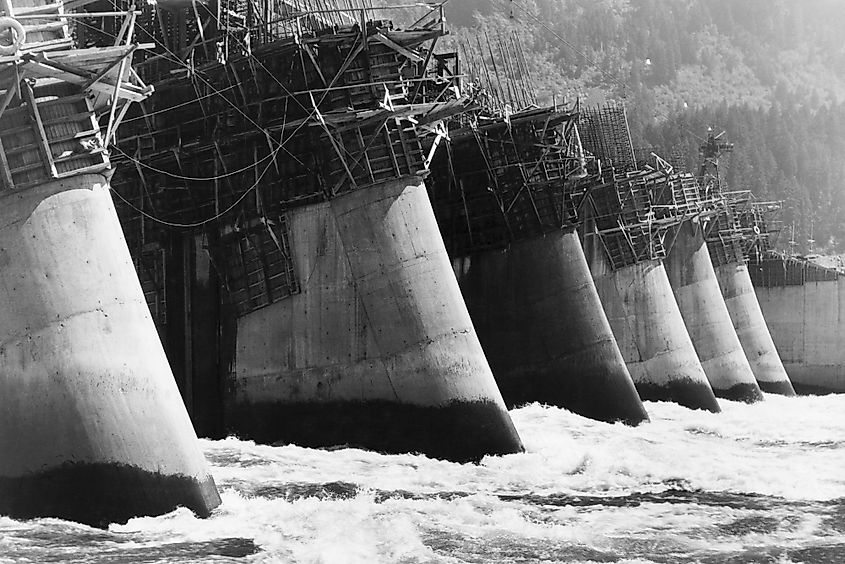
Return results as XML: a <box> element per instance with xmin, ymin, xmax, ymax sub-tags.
<box><xmin>2</xmin><ymin>394</ymin><xmax>844</xmax><ymax>563</ymax></box>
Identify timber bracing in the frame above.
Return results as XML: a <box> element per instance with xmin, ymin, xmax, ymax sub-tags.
<box><xmin>571</xmin><ymin>101</ymin><xmax>719</xmax><ymax>270</ymax></box>
<box><xmin>106</xmin><ymin>2</ymin><xmax>459</xmax><ymax>323</ymax></box>
<box><xmin>706</xmin><ymin>191</ymin><xmax>784</xmax><ymax>266</ymax></box>
<box><xmin>0</xmin><ymin>0</ymin><xmax>149</xmax><ymax>190</ymax></box>
<box><xmin>428</xmin><ymin>105</ymin><xmax>585</xmax><ymax>257</ymax></box>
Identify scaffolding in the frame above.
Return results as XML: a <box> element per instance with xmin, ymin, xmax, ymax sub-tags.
<box><xmin>453</xmin><ymin>27</ymin><xmax>536</xmax><ymax>118</ymax></box>
<box><xmin>0</xmin><ymin>0</ymin><xmax>150</xmax><ymax>190</ymax></box>
<box><xmin>577</xmin><ymin>168</ymin><xmax>703</xmax><ymax>270</ymax></box>
<box><xmin>704</xmin><ymin>191</ymin><xmax>781</xmax><ymax>267</ymax></box>
<box><xmin>100</xmin><ymin>1</ymin><xmax>464</xmax><ymax>323</ymax></box>
<box><xmin>578</xmin><ymin>101</ymin><xmax>637</xmax><ymax>174</ymax></box>
<box><xmin>693</xmin><ymin>131</ymin><xmax>784</xmax><ymax>267</ymax></box>
<box><xmin>428</xmin><ymin>104</ymin><xmax>584</xmax><ymax>256</ymax></box>
<box><xmin>570</xmin><ymin>101</ymin><xmax>716</xmax><ymax>270</ymax></box>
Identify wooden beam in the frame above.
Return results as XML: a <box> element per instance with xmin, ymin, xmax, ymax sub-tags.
<box><xmin>410</xmin><ymin>35</ymin><xmax>437</xmax><ymax>104</ymax></box>
<box><xmin>21</xmin><ymin>21</ymin><xmax>67</xmax><ymax>33</ymax></box>
<box><xmin>106</xmin><ymin>101</ymin><xmax>131</xmax><ymax>146</ymax></box>
<box><xmin>301</xmin><ymin>43</ymin><xmax>327</xmax><ymax>87</ymax></box>
<box><xmin>21</xmin><ymin>81</ymin><xmax>57</xmax><ymax>178</ymax></box>
<box><xmin>31</xmin><ymin>53</ymin><xmax>97</xmax><ymax>81</ymax></box>
<box><xmin>83</xmin><ymin>45</ymin><xmax>137</xmax><ymax>89</ymax></box>
<box><xmin>0</xmin><ymin>78</ymin><xmax>20</xmax><ymax>120</ymax></box>
<box><xmin>12</xmin><ymin>2</ymin><xmax>61</xmax><ymax>17</ymax></box>
<box><xmin>113</xmin><ymin>10</ymin><xmax>136</xmax><ymax>47</ymax></box>
<box><xmin>0</xmin><ymin>0</ymin><xmax>15</xmax><ymax>17</ymax></box>
<box><xmin>372</xmin><ymin>32</ymin><xmax>423</xmax><ymax>62</ymax></box>
<box><xmin>0</xmin><ymin>136</ymin><xmax>14</xmax><ymax>190</ymax></box>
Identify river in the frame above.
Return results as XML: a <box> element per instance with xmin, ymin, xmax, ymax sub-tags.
<box><xmin>2</xmin><ymin>394</ymin><xmax>843</xmax><ymax>563</ymax></box>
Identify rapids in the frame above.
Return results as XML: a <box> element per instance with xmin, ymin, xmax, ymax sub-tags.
<box><xmin>2</xmin><ymin>394</ymin><xmax>844</xmax><ymax>563</ymax></box>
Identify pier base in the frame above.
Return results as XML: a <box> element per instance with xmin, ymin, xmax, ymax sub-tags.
<box><xmin>587</xmin><ymin>252</ymin><xmax>720</xmax><ymax>412</ymax></box>
<box><xmin>227</xmin><ymin>176</ymin><xmax>523</xmax><ymax>462</ymax></box>
<box><xmin>452</xmin><ymin>229</ymin><xmax>648</xmax><ymax>424</ymax></box>
<box><xmin>665</xmin><ymin>223</ymin><xmax>763</xmax><ymax>402</ymax></box>
<box><xmin>714</xmin><ymin>262</ymin><xmax>795</xmax><ymax>395</ymax></box>
<box><xmin>585</xmin><ymin>247</ymin><xmax>720</xmax><ymax>412</ymax></box>
<box><xmin>0</xmin><ymin>175</ymin><xmax>220</xmax><ymax>527</ymax></box>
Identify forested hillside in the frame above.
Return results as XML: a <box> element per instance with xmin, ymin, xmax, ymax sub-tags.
<box><xmin>442</xmin><ymin>0</ymin><xmax>845</xmax><ymax>252</ymax></box>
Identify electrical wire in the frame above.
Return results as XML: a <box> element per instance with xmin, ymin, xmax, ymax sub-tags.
<box><xmin>102</xmin><ymin>0</ymin><xmax>310</xmax><ymax>159</ymax></box>
<box><xmin>110</xmin><ymin>142</ymin><xmax>278</xmax><ymax>228</ymax></box>
<box><xmin>110</xmin><ymin>144</ymin><xmax>279</xmax><ymax>181</ymax></box>
<box><xmin>73</xmin><ymin>3</ymin><xmax>324</xmax><ymax>218</ymax></box>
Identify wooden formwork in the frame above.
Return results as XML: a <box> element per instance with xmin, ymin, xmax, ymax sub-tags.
<box><xmin>108</xmin><ymin>4</ymin><xmax>459</xmax><ymax>325</ymax></box>
<box><xmin>0</xmin><ymin>93</ymin><xmax>107</xmax><ymax>189</ymax></box>
<box><xmin>577</xmin><ymin>169</ymin><xmax>706</xmax><ymax>270</ymax></box>
<box><xmin>0</xmin><ymin>0</ymin><xmax>150</xmax><ymax>190</ymax></box>
<box><xmin>428</xmin><ymin>106</ymin><xmax>583</xmax><ymax>257</ymax></box>
<box><xmin>705</xmin><ymin>191</ymin><xmax>782</xmax><ymax>267</ymax></box>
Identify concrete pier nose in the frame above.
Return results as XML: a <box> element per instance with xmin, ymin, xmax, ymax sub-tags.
<box><xmin>591</xmin><ymin>259</ymin><xmax>722</xmax><ymax>413</ymax></box>
<box><xmin>0</xmin><ymin>177</ymin><xmax>221</xmax><ymax>526</ymax></box>
<box><xmin>453</xmin><ymin>229</ymin><xmax>649</xmax><ymax>425</ymax></box>
<box><xmin>426</xmin><ymin>106</ymin><xmax>647</xmax><ymax>426</ymax></box>
<box><xmin>715</xmin><ymin>262</ymin><xmax>796</xmax><ymax>396</ymax></box>
<box><xmin>227</xmin><ymin>176</ymin><xmax>524</xmax><ymax>462</ymax></box>
<box><xmin>666</xmin><ymin>222</ymin><xmax>764</xmax><ymax>403</ymax></box>
<box><xmin>575</xmin><ymin>104</ymin><xmax>720</xmax><ymax>413</ymax></box>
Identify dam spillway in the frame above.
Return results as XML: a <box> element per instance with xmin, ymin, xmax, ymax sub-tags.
<box><xmin>427</xmin><ymin>106</ymin><xmax>647</xmax><ymax>425</ymax></box>
<box><xmin>108</xmin><ymin>3</ymin><xmax>523</xmax><ymax>461</ymax></box>
<box><xmin>0</xmin><ymin>1</ymin><xmax>220</xmax><ymax>525</ymax></box>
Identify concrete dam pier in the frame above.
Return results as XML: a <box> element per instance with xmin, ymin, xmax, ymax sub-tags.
<box><xmin>665</xmin><ymin>219</ymin><xmax>764</xmax><ymax>402</ymax></box>
<box><xmin>706</xmin><ymin>191</ymin><xmax>794</xmax><ymax>396</ymax></box>
<box><xmin>575</xmin><ymin>106</ymin><xmax>720</xmax><ymax>411</ymax></box>
<box><xmin>428</xmin><ymin>104</ymin><xmax>647</xmax><ymax>425</ymax></box>
<box><xmin>715</xmin><ymin>261</ymin><xmax>795</xmax><ymax>395</ymax></box>
<box><xmin>111</xmin><ymin>4</ymin><xmax>523</xmax><ymax>461</ymax></box>
<box><xmin>749</xmin><ymin>253</ymin><xmax>845</xmax><ymax>394</ymax></box>
<box><xmin>0</xmin><ymin>2</ymin><xmax>219</xmax><ymax>525</ymax></box>
<box><xmin>579</xmin><ymin>182</ymin><xmax>719</xmax><ymax>411</ymax></box>
<box><xmin>229</xmin><ymin>176</ymin><xmax>523</xmax><ymax>461</ymax></box>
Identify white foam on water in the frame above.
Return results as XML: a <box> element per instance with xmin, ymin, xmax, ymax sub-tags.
<box><xmin>2</xmin><ymin>394</ymin><xmax>844</xmax><ymax>563</ymax></box>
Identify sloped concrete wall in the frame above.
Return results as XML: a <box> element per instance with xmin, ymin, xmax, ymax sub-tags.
<box><xmin>665</xmin><ymin>222</ymin><xmax>763</xmax><ymax>402</ymax></box>
<box><xmin>580</xmin><ymin>227</ymin><xmax>720</xmax><ymax>412</ymax></box>
<box><xmin>715</xmin><ymin>262</ymin><xmax>795</xmax><ymax>395</ymax></box>
<box><xmin>0</xmin><ymin>176</ymin><xmax>220</xmax><ymax>527</ymax></box>
<box><xmin>452</xmin><ymin>228</ymin><xmax>648</xmax><ymax>425</ymax></box>
<box><xmin>228</xmin><ymin>176</ymin><xmax>523</xmax><ymax>462</ymax></box>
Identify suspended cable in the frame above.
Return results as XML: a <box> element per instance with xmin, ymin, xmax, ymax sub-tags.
<box><xmin>110</xmin><ymin>145</ymin><xmax>278</xmax><ymax>228</ymax></box>
<box><xmin>77</xmin><ymin>5</ymin><xmax>317</xmax><ymax>180</ymax></box>
<box><xmin>111</xmin><ymin>143</ymin><xmax>277</xmax><ymax>181</ymax></box>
